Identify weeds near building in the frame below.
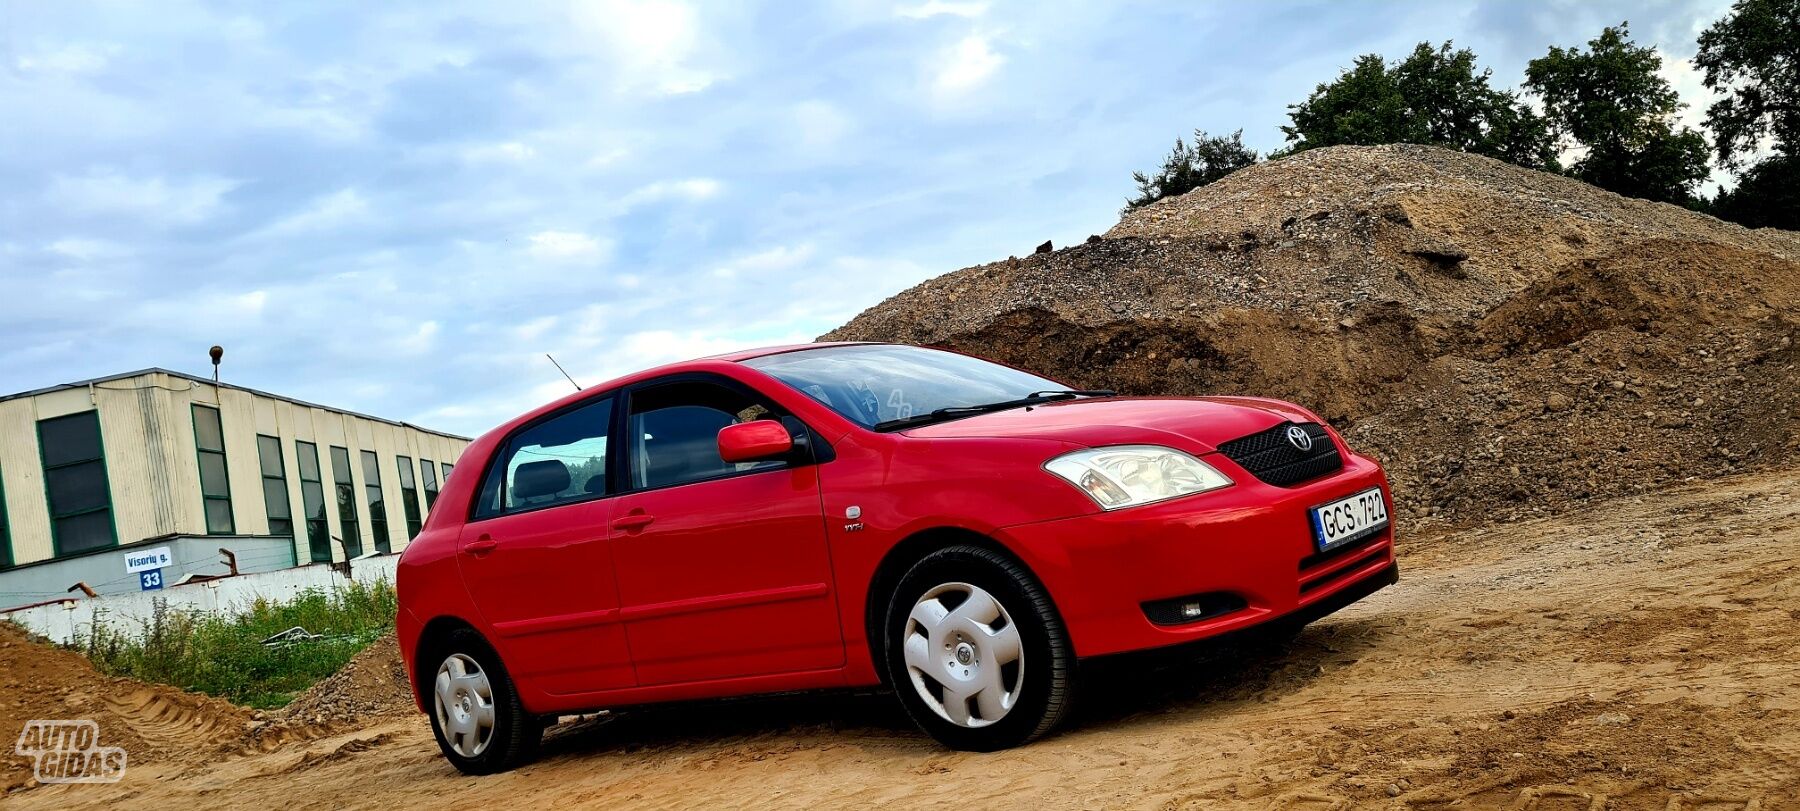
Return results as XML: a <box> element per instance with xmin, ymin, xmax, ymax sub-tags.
<box><xmin>75</xmin><ymin>581</ymin><xmax>397</xmax><ymax>709</ymax></box>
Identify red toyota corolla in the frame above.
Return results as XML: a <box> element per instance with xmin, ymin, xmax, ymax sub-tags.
<box><xmin>398</xmin><ymin>342</ymin><xmax>1396</xmax><ymax>773</ymax></box>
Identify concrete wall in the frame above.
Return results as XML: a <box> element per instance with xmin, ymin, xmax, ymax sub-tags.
<box><xmin>0</xmin><ymin>370</ymin><xmax>468</xmax><ymax>576</ymax></box>
<box><xmin>0</xmin><ymin>534</ymin><xmax>299</xmax><ymax>606</ymax></box>
<box><xmin>3</xmin><ymin>553</ymin><xmax>399</xmax><ymax>646</ymax></box>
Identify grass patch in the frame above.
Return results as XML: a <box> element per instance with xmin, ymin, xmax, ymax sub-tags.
<box><xmin>76</xmin><ymin>580</ymin><xmax>397</xmax><ymax>709</ymax></box>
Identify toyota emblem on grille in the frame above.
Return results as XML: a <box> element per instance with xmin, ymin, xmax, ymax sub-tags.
<box><xmin>1285</xmin><ymin>425</ymin><xmax>1313</xmax><ymax>452</ymax></box>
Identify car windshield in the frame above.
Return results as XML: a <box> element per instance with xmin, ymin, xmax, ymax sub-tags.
<box><xmin>743</xmin><ymin>344</ymin><xmax>1066</xmax><ymax>429</ymax></box>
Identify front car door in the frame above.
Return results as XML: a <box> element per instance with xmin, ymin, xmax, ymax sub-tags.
<box><xmin>609</xmin><ymin>375</ymin><xmax>843</xmax><ymax>686</ymax></box>
<box><xmin>457</xmin><ymin>394</ymin><xmax>635</xmax><ymax>695</ymax></box>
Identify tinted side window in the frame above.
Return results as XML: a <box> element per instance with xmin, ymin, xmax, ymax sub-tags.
<box><xmin>627</xmin><ymin>380</ymin><xmax>784</xmax><ymax>490</ymax></box>
<box><xmin>476</xmin><ymin>396</ymin><xmax>613</xmax><ymax>519</ymax></box>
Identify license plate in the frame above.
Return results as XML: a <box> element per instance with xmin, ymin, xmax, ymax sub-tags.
<box><xmin>1309</xmin><ymin>487</ymin><xmax>1389</xmax><ymax>552</ymax></box>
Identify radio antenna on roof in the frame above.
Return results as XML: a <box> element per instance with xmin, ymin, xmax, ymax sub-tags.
<box><xmin>545</xmin><ymin>353</ymin><xmax>582</xmax><ymax>391</ymax></box>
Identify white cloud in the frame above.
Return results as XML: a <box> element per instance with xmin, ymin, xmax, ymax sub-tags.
<box><xmin>1658</xmin><ymin>55</ymin><xmax>1712</xmax><ymax>133</ymax></box>
<box><xmin>257</xmin><ymin>188</ymin><xmax>369</xmax><ymax>237</ymax></box>
<box><xmin>620</xmin><ymin>177</ymin><xmax>723</xmax><ymax>207</ymax></box>
<box><xmin>792</xmin><ymin>101</ymin><xmax>854</xmax><ymax>151</ymax></box>
<box><xmin>709</xmin><ymin>244</ymin><xmax>816</xmax><ymax>279</ymax></box>
<box><xmin>46</xmin><ymin>238</ymin><xmax>127</xmax><ymax>261</ymax></box>
<box><xmin>513</xmin><ymin>315</ymin><xmax>559</xmax><ymax>341</ymax></box>
<box><xmin>461</xmin><ymin>141</ymin><xmax>537</xmax><ymax>163</ymax></box>
<box><xmin>527</xmin><ymin>230</ymin><xmax>610</xmax><ymax>261</ymax></box>
<box><xmin>897</xmin><ymin>1</ymin><xmax>988</xmax><ymax>20</ymax></box>
<box><xmin>570</xmin><ymin>0</ymin><xmax>717</xmax><ymax>94</ymax></box>
<box><xmin>46</xmin><ymin>169</ymin><xmax>237</xmax><ymax>225</ymax></box>
<box><xmin>399</xmin><ymin>320</ymin><xmax>440</xmax><ymax>353</ymax></box>
<box><xmin>932</xmin><ymin>34</ymin><xmax>1005</xmax><ymax>96</ymax></box>
<box><xmin>232</xmin><ymin>290</ymin><xmax>269</xmax><ymax>315</ymax></box>
<box><xmin>586</xmin><ymin>147</ymin><xmax>631</xmax><ymax>168</ymax></box>
<box><xmin>14</xmin><ymin>42</ymin><xmax>115</xmax><ymax>75</ymax></box>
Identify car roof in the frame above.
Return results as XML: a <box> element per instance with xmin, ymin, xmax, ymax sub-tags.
<box><xmin>701</xmin><ymin>341</ymin><xmax>877</xmax><ymax>363</ymax></box>
<box><xmin>492</xmin><ymin>341</ymin><xmax>880</xmax><ymax>437</ymax></box>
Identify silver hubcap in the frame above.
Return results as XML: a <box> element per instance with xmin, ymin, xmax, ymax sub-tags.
<box><xmin>903</xmin><ymin>582</ymin><xmax>1025</xmax><ymax>728</ymax></box>
<box><xmin>434</xmin><ymin>653</ymin><xmax>496</xmax><ymax>758</ymax></box>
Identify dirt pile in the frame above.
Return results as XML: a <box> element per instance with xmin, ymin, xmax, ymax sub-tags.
<box><xmin>274</xmin><ymin>633</ymin><xmax>413</xmax><ymax>728</ymax></box>
<box><xmin>826</xmin><ymin>144</ymin><xmax>1800</xmax><ymax>526</ymax></box>
<box><xmin>0</xmin><ymin>622</ymin><xmax>254</xmax><ymax>792</ymax></box>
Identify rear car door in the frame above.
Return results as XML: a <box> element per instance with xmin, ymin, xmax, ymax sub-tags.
<box><xmin>609</xmin><ymin>375</ymin><xmax>843</xmax><ymax>686</ymax></box>
<box><xmin>457</xmin><ymin>395</ymin><xmax>635</xmax><ymax>695</ymax></box>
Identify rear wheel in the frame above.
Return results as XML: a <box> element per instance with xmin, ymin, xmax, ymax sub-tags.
<box><xmin>883</xmin><ymin>545</ymin><xmax>1074</xmax><ymax>751</ymax></box>
<box><xmin>426</xmin><ymin>628</ymin><xmax>540</xmax><ymax>775</ymax></box>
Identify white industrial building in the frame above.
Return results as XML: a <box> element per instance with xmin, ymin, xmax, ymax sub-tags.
<box><xmin>0</xmin><ymin>368</ymin><xmax>468</xmax><ymax>605</ymax></box>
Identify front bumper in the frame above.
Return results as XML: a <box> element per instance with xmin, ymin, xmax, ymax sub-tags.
<box><xmin>996</xmin><ymin>449</ymin><xmax>1397</xmax><ymax>658</ymax></box>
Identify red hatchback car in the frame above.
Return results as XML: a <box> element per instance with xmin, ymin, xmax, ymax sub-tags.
<box><xmin>398</xmin><ymin>342</ymin><xmax>1396</xmax><ymax>773</ymax></box>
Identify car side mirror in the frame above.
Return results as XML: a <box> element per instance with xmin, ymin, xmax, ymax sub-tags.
<box><xmin>718</xmin><ymin>420</ymin><xmax>794</xmax><ymax>464</ymax></box>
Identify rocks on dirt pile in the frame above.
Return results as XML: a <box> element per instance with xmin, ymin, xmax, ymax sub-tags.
<box><xmin>825</xmin><ymin>144</ymin><xmax>1800</xmax><ymax>528</ymax></box>
<box><xmin>274</xmin><ymin>633</ymin><xmax>413</xmax><ymax>729</ymax></box>
<box><xmin>0</xmin><ymin>622</ymin><xmax>254</xmax><ymax>792</ymax></box>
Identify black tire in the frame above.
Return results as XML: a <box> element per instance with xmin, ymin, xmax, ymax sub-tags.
<box><xmin>882</xmin><ymin>544</ymin><xmax>1075</xmax><ymax>751</ymax></box>
<box><xmin>424</xmin><ymin>628</ymin><xmax>541</xmax><ymax>775</ymax></box>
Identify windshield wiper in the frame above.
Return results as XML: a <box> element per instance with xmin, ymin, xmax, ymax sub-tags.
<box><xmin>873</xmin><ymin>389</ymin><xmax>1116</xmax><ymax>432</ymax></box>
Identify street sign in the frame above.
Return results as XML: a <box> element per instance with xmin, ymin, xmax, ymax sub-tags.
<box><xmin>138</xmin><ymin>569</ymin><xmax>164</xmax><ymax>591</ymax></box>
<box><xmin>124</xmin><ymin>546</ymin><xmax>173</xmax><ymax>574</ymax></box>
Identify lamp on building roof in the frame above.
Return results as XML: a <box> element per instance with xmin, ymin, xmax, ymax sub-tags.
<box><xmin>209</xmin><ymin>345</ymin><xmax>223</xmax><ymax>385</ymax></box>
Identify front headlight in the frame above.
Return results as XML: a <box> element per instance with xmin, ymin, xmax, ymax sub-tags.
<box><xmin>1043</xmin><ymin>445</ymin><xmax>1233</xmax><ymax>510</ymax></box>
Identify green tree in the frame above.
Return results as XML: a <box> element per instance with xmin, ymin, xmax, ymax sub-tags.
<box><xmin>1695</xmin><ymin>0</ymin><xmax>1800</xmax><ymax>168</ymax></box>
<box><xmin>1524</xmin><ymin>23</ymin><xmax>1711</xmax><ymax>205</ymax></box>
<box><xmin>1696</xmin><ymin>0</ymin><xmax>1800</xmax><ymax>229</ymax></box>
<box><xmin>1711</xmin><ymin>154</ymin><xmax>1800</xmax><ymax>229</ymax></box>
<box><xmin>1125</xmin><ymin>129</ymin><xmax>1259</xmax><ymax>210</ymax></box>
<box><xmin>1282</xmin><ymin>42</ymin><xmax>1555</xmax><ymax>169</ymax></box>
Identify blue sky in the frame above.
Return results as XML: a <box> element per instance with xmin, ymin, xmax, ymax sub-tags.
<box><xmin>0</xmin><ymin>0</ymin><xmax>1731</xmax><ymax>436</ymax></box>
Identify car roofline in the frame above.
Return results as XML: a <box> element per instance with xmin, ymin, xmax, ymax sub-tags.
<box><xmin>702</xmin><ymin>341</ymin><xmax>881</xmax><ymax>363</ymax></box>
<box><xmin>479</xmin><ymin>342</ymin><xmax>890</xmax><ymax>441</ymax></box>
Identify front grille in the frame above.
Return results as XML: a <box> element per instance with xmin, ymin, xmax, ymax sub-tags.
<box><xmin>1215</xmin><ymin>422</ymin><xmax>1342</xmax><ymax>487</ymax></box>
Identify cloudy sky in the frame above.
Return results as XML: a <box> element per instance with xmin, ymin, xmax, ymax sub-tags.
<box><xmin>0</xmin><ymin>0</ymin><xmax>1732</xmax><ymax>436</ymax></box>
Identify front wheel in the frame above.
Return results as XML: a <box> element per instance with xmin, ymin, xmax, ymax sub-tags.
<box><xmin>426</xmin><ymin>628</ymin><xmax>540</xmax><ymax>775</ymax></box>
<box><xmin>883</xmin><ymin>545</ymin><xmax>1075</xmax><ymax>751</ymax></box>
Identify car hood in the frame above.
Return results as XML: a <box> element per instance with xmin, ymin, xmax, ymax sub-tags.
<box><xmin>899</xmin><ymin>396</ymin><xmax>1307</xmax><ymax>453</ymax></box>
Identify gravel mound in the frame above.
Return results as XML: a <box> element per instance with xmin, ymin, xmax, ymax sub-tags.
<box><xmin>276</xmin><ymin>633</ymin><xmax>413</xmax><ymax>728</ymax></box>
<box><xmin>826</xmin><ymin>144</ymin><xmax>1800</xmax><ymax>528</ymax></box>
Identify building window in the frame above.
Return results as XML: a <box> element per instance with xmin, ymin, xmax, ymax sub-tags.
<box><xmin>37</xmin><ymin>411</ymin><xmax>117</xmax><ymax>555</ymax></box>
<box><xmin>329</xmin><ymin>446</ymin><xmax>362</xmax><ymax>558</ymax></box>
<box><xmin>191</xmin><ymin>405</ymin><xmax>235</xmax><ymax>535</ymax></box>
<box><xmin>420</xmin><ymin>458</ymin><xmax>440</xmax><ymax>510</ymax></box>
<box><xmin>256</xmin><ymin>435</ymin><xmax>293</xmax><ymax>537</ymax></box>
<box><xmin>295</xmin><ymin>441</ymin><xmax>331</xmax><ymax>563</ymax></box>
<box><xmin>360</xmin><ymin>450</ymin><xmax>391</xmax><ymax>554</ymax></box>
<box><xmin>396</xmin><ymin>455</ymin><xmax>423</xmax><ymax>539</ymax></box>
<box><xmin>441</xmin><ymin>462</ymin><xmax>455</xmax><ymax>483</ymax></box>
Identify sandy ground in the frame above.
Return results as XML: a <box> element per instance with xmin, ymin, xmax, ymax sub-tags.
<box><xmin>11</xmin><ymin>468</ymin><xmax>1800</xmax><ymax>810</ymax></box>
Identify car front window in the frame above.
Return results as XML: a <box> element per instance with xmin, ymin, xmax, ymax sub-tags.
<box><xmin>743</xmin><ymin>344</ymin><xmax>1064</xmax><ymax>429</ymax></box>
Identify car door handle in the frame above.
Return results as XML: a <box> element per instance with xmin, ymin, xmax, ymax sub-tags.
<box><xmin>462</xmin><ymin>537</ymin><xmax>498</xmax><ymax>556</ymax></box>
<box><xmin>611</xmin><ymin>514</ymin><xmax>655</xmax><ymax>531</ymax></box>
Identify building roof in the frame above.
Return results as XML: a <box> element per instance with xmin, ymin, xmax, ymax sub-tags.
<box><xmin>0</xmin><ymin>367</ymin><xmax>470</xmax><ymax>441</ymax></box>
